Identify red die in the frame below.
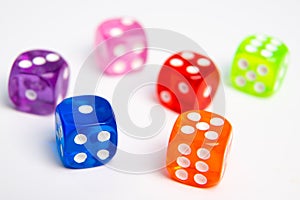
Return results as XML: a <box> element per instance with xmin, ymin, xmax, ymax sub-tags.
<box><xmin>157</xmin><ymin>51</ymin><xmax>220</xmax><ymax>113</ymax></box>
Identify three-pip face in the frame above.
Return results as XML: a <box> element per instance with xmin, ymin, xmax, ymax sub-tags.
<box><xmin>8</xmin><ymin>50</ymin><xmax>70</xmax><ymax>115</ymax></box>
<box><xmin>157</xmin><ymin>51</ymin><xmax>220</xmax><ymax>113</ymax></box>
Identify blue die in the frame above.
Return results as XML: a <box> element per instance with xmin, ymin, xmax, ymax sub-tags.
<box><xmin>55</xmin><ymin>95</ymin><xmax>118</xmax><ymax>169</ymax></box>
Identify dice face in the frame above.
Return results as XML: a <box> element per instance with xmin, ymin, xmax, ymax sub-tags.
<box><xmin>166</xmin><ymin>110</ymin><xmax>232</xmax><ymax>188</ymax></box>
<box><xmin>157</xmin><ymin>51</ymin><xmax>220</xmax><ymax>113</ymax></box>
<box><xmin>95</xmin><ymin>17</ymin><xmax>147</xmax><ymax>75</ymax></box>
<box><xmin>231</xmin><ymin>34</ymin><xmax>289</xmax><ymax>97</ymax></box>
<box><xmin>55</xmin><ymin>95</ymin><xmax>118</xmax><ymax>169</ymax></box>
<box><xmin>8</xmin><ymin>50</ymin><xmax>69</xmax><ymax>115</ymax></box>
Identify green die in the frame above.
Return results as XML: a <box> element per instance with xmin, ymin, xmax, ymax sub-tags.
<box><xmin>230</xmin><ymin>34</ymin><xmax>289</xmax><ymax>97</ymax></box>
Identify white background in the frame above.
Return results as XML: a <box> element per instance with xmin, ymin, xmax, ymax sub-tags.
<box><xmin>0</xmin><ymin>0</ymin><xmax>300</xmax><ymax>199</ymax></box>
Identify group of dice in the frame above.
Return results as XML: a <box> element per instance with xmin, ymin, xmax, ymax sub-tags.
<box><xmin>7</xmin><ymin>17</ymin><xmax>289</xmax><ymax>189</ymax></box>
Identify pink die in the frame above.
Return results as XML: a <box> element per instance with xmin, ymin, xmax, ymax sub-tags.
<box><xmin>95</xmin><ymin>17</ymin><xmax>147</xmax><ymax>75</ymax></box>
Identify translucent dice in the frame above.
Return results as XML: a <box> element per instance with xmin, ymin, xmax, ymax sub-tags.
<box><xmin>95</xmin><ymin>17</ymin><xmax>147</xmax><ymax>75</ymax></box>
<box><xmin>157</xmin><ymin>51</ymin><xmax>220</xmax><ymax>113</ymax></box>
<box><xmin>55</xmin><ymin>95</ymin><xmax>118</xmax><ymax>169</ymax></box>
<box><xmin>166</xmin><ymin>110</ymin><xmax>232</xmax><ymax>188</ymax></box>
<box><xmin>231</xmin><ymin>34</ymin><xmax>289</xmax><ymax>97</ymax></box>
<box><xmin>8</xmin><ymin>50</ymin><xmax>70</xmax><ymax>115</ymax></box>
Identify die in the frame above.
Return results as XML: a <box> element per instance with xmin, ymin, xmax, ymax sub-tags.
<box><xmin>157</xmin><ymin>51</ymin><xmax>220</xmax><ymax>113</ymax></box>
<box><xmin>8</xmin><ymin>50</ymin><xmax>70</xmax><ymax>115</ymax></box>
<box><xmin>94</xmin><ymin>17</ymin><xmax>147</xmax><ymax>75</ymax></box>
<box><xmin>166</xmin><ymin>110</ymin><xmax>232</xmax><ymax>188</ymax></box>
<box><xmin>55</xmin><ymin>95</ymin><xmax>118</xmax><ymax>169</ymax></box>
<box><xmin>230</xmin><ymin>34</ymin><xmax>289</xmax><ymax>97</ymax></box>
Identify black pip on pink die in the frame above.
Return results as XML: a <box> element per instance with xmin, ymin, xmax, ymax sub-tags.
<box><xmin>8</xmin><ymin>50</ymin><xmax>70</xmax><ymax>115</ymax></box>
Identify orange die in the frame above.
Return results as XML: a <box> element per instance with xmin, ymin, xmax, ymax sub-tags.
<box><xmin>166</xmin><ymin>110</ymin><xmax>233</xmax><ymax>188</ymax></box>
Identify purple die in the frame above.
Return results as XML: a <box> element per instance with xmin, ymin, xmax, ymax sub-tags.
<box><xmin>8</xmin><ymin>50</ymin><xmax>70</xmax><ymax>115</ymax></box>
<box><xmin>95</xmin><ymin>17</ymin><xmax>147</xmax><ymax>75</ymax></box>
